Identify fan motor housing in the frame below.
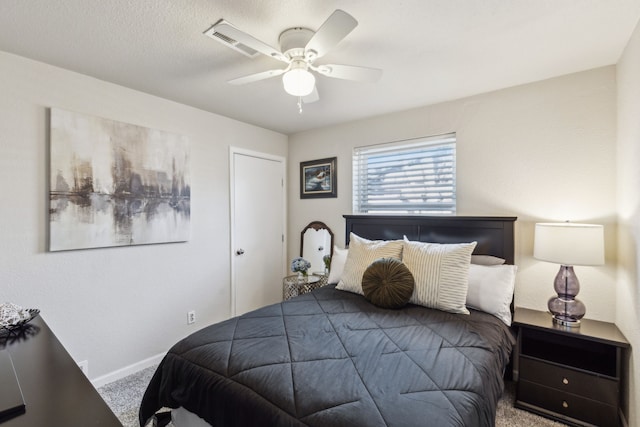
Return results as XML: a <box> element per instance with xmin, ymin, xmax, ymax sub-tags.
<box><xmin>279</xmin><ymin>27</ymin><xmax>314</xmax><ymax>60</ymax></box>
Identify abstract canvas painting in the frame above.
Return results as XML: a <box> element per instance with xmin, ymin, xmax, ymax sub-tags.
<box><xmin>49</xmin><ymin>108</ymin><xmax>190</xmax><ymax>251</ymax></box>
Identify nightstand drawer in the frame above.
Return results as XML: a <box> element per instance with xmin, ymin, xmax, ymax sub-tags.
<box><xmin>519</xmin><ymin>356</ymin><xmax>618</xmax><ymax>405</ymax></box>
<box><xmin>517</xmin><ymin>379</ymin><xmax>617</xmax><ymax>427</ymax></box>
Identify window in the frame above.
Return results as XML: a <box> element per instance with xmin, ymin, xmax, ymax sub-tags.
<box><xmin>352</xmin><ymin>133</ymin><xmax>456</xmax><ymax>214</ymax></box>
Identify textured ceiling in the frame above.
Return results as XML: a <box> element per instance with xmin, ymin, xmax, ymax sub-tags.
<box><xmin>1</xmin><ymin>0</ymin><xmax>639</xmax><ymax>135</ymax></box>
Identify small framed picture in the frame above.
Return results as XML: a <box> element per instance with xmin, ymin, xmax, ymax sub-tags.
<box><xmin>300</xmin><ymin>157</ymin><xmax>337</xmax><ymax>199</ymax></box>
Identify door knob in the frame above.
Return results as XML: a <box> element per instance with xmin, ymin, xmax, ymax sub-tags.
<box><xmin>236</xmin><ymin>249</ymin><xmax>245</xmax><ymax>255</ymax></box>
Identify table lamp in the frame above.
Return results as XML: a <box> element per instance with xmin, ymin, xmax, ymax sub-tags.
<box><xmin>533</xmin><ymin>222</ymin><xmax>604</xmax><ymax>327</ymax></box>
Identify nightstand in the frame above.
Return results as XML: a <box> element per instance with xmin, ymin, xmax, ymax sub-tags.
<box><xmin>513</xmin><ymin>308</ymin><xmax>629</xmax><ymax>427</ymax></box>
<box><xmin>283</xmin><ymin>275</ymin><xmax>327</xmax><ymax>300</ymax></box>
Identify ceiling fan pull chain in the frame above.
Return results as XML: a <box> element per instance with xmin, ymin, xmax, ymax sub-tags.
<box><xmin>297</xmin><ymin>97</ymin><xmax>303</xmax><ymax>114</ymax></box>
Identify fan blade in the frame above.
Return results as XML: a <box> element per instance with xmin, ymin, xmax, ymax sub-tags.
<box><xmin>305</xmin><ymin>10</ymin><xmax>357</xmax><ymax>60</ymax></box>
<box><xmin>213</xmin><ymin>22</ymin><xmax>288</xmax><ymax>63</ymax></box>
<box><xmin>314</xmin><ymin>64</ymin><xmax>382</xmax><ymax>83</ymax></box>
<box><xmin>303</xmin><ymin>86</ymin><xmax>320</xmax><ymax>103</ymax></box>
<box><xmin>228</xmin><ymin>69</ymin><xmax>286</xmax><ymax>85</ymax></box>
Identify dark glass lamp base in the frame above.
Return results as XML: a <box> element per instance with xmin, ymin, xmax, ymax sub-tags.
<box><xmin>552</xmin><ymin>314</ymin><xmax>581</xmax><ymax>327</ymax></box>
<box><xmin>548</xmin><ymin>295</ymin><xmax>585</xmax><ymax>328</ymax></box>
<box><xmin>547</xmin><ymin>265</ymin><xmax>586</xmax><ymax>328</ymax></box>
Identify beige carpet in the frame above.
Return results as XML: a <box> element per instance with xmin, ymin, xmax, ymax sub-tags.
<box><xmin>496</xmin><ymin>382</ymin><xmax>565</xmax><ymax>427</ymax></box>
<box><xmin>98</xmin><ymin>365</ymin><xmax>565</xmax><ymax>427</ymax></box>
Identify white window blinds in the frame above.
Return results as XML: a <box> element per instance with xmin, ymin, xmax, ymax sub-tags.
<box><xmin>352</xmin><ymin>133</ymin><xmax>456</xmax><ymax>214</ymax></box>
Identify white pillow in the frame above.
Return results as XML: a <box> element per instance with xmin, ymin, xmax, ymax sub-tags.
<box><xmin>471</xmin><ymin>255</ymin><xmax>505</xmax><ymax>266</ymax></box>
<box><xmin>327</xmin><ymin>246</ymin><xmax>348</xmax><ymax>284</ymax></box>
<box><xmin>336</xmin><ymin>233</ymin><xmax>403</xmax><ymax>295</ymax></box>
<box><xmin>466</xmin><ymin>264</ymin><xmax>517</xmax><ymax>326</ymax></box>
<box><xmin>402</xmin><ymin>238</ymin><xmax>476</xmax><ymax>314</ymax></box>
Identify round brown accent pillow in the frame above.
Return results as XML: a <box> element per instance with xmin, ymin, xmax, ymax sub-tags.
<box><xmin>362</xmin><ymin>258</ymin><xmax>415</xmax><ymax>309</ymax></box>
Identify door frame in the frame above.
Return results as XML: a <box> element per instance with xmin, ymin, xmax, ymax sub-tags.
<box><xmin>229</xmin><ymin>146</ymin><xmax>287</xmax><ymax>316</ymax></box>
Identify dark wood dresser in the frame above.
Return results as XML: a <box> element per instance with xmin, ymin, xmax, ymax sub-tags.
<box><xmin>513</xmin><ymin>307</ymin><xmax>629</xmax><ymax>427</ymax></box>
<box><xmin>0</xmin><ymin>316</ymin><xmax>121</xmax><ymax>426</ymax></box>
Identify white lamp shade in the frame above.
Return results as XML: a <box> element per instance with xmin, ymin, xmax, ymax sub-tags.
<box><xmin>282</xmin><ymin>68</ymin><xmax>315</xmax><ymax>97</ymax></box>
<box><xmin>534</xmin><ymin>222</ymin><xmax>604</xmax><ymax>266</ymax></box>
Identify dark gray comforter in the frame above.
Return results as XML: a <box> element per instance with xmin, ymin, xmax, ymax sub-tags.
<box><xmin>140</xmin><ymin>285</ymin><xmax>514</xmax><ymax>427</ymax></box>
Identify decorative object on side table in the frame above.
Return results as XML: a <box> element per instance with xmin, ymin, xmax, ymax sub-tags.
<box><xmin>323</xmin><ymin>254</ymin><xmax>331</xmax><ymax>276</ymax></box>
<box><xmin>0</xmin><ymin>303</ymin><xmax>40</xmax><ymax>336</ymax></box>
<box><xmin>291</xmin><ymin>256</ymin><xmax>311</xmax><ymax>283</ymax></box>
<box><xmin>534</xmin><ymin>222</ymin><xmax>604</xmax><ymax>327</ymax></box>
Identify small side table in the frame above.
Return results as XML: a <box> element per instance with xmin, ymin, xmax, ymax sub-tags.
<box><xmin>513</xmin><ymin>307</ymin><xmax>629</xmax><ymax>427</ymax></box>
<box><xmin>283</xmin><ymin>275</ymin><xmax>327</xmax><ymax>300</ymax></box>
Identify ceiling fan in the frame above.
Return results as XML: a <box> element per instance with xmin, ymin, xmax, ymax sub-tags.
<box><xmin>204</xmin><ymin>10</ymin><xmax>382</xmax><ymax>105</ymax></box>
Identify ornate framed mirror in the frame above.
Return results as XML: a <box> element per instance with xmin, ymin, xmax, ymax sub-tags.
<box><xmin>300</xmin><ymin>221</ymin><xmax>334</xmax><ymax>275</ymax></box>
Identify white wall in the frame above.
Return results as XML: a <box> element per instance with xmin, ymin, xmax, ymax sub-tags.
<box><xmin>288</xmin><ymin>66</ymin><xmax>617</xmax><ymax>321</ymax></box>
<box><xmin>0</xmin><ymin>51</ymin><xmax>287</xmax><ymax>381</ymax></box>
<box><xmin>617</xmin><ymin>18</ymin><xmax>640</xmax><ymax>427</ymax></box>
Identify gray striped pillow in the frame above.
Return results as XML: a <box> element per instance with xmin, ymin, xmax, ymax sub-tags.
<box><xmin>402</xmin><ymin>238</ymin><xmax>477</xmax><ymax>314</ymax></box>
<box><xmin>336</xmin><ymin>233</ymin><xmax>403</xmax><ymax>295</ymax></box>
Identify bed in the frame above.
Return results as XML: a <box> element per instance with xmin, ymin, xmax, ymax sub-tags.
<box><xmin>140</xmin><ymin>215</ymin><xmax>517</xmax><ymax>427</ymax></box>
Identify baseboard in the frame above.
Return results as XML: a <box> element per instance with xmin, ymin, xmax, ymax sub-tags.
<box><xmin>91</xmin><ymin>352</ymin><xmax>165</xmax><ymax>388</ymax></box>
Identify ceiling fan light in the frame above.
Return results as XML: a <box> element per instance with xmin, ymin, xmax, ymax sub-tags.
<box><xmin>282</xmin><ymin>68</ymin><xmax>315</xmax><ymax>97</ymax></box>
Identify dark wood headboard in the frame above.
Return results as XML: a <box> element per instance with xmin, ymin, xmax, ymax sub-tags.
<box><xmin>344</xmin><ymin>215</ymin><xmax>517</xmax><ymax>264</ymax></box>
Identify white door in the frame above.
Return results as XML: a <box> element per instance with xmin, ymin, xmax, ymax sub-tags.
<box><xmin>230</xmin><ymin>148</ymin><xmax>286</xmax><ymax>316</ymax></box>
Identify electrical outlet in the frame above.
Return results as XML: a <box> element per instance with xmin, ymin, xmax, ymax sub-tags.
<box><xmin>187</xmin><ymin>310</ymin><xmax>196</xmax><ymax>324</ymax></box>
<box><xmin>78</xmin><ymin>360</ymin><xmax>89</xmax><ymax>376</ymax></box>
